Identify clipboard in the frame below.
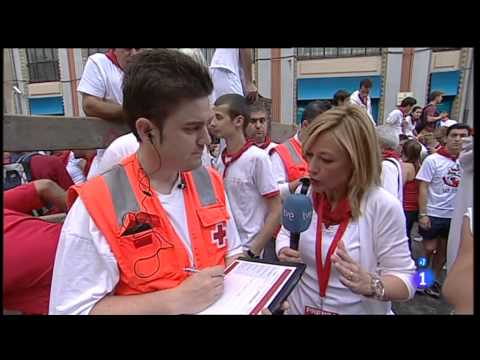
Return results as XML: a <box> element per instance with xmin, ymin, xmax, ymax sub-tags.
<box><xmin>198</xmin><ymin>257</ymin><xmax>304</xmax><ymax>315</ymax></box>
<box><xmin>236</xmin><ymin>257</ymin><xmax>306</xmax><ymax>314</ymax></box>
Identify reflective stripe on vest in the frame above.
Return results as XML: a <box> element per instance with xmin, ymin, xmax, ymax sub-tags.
<box><xmin>103</xmin><ymin>165</ymin><xmax>218</xmax><ymax>227</ymax></box>
<box><xmin>191</xmin><ymin>166</ymin><xmax>216</xmax><ymax>207</ymax></box>
<box><xmin>103</xmin><ymin>165</ymin><xmax>140</xmax><ymax>227</ymax></box>
<box><xmin>285</xmin><ymin>140</ymin><xmax>303</xmax><ymax>165</ymax></box>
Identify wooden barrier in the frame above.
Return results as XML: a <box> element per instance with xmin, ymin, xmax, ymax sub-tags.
<box><xmin>3</xmin><ymin>113</ymin><xmax>297</xmax><ymax>152</ymax></box>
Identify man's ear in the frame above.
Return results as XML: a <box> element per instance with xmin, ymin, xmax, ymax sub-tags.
<box><xmin>135</xmin><ymin>117</ymin><xmax>155</xmax><ymax>143</ymax></box>
<box><xmin>233</xmin><ymin>115</ymin><xmax>245</xmax><ymax>129</ymax></box>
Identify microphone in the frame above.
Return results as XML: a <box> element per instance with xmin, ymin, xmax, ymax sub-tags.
<box><xmin>282</xmin><ymin>192</ymin><xmax>313</xmax><ymax>251</ymax></box>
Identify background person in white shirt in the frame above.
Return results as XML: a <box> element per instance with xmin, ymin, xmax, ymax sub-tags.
<box><xmin>438</xmin><ymin>113</ymin><xmax>458</xmax><ymax>128</ymax></box>
<box><xmin>404</xmin><ymin>105</ymin><xmax>422</xmax><ymax>138</ymax></box>
<box><xmin>376</xmin><ymin>125</ymin><xmax>406</xmax><ymax>203</ymax></box>
<box><xmin>209</xmin><ymin>94</ymin><xmax>281</xmax><ymax>259</ymax></box>
<box><xmin>92</xmin><ymin>49</ymin><xmax>214</xmax><ymax>177</ymax></box>
<box><xmin>245</xmin><ymin>101</ymin><xmax>278</xmax><ymax>153</ymax></box>
<box><xmin>276</xmin><ymin>106</ymin><xmax>415</xmax><ymax>315</ymax></box>
<box><xmin>349</xmin><ymin>79</ymin><xmax>375</xmax><ymax>124</ymax></box>
<box><xmin>209</xmin><ymin>49</ymin><xmax>258</xmax><ymax>104</ymax></box>
<box><xmin>49</xmin><ymin>50</ymin><xmax>244</xmax><ymax>315</ymax></box>
<box><xmin>384</xmin><ymin>96</ymin><xmax>417</xmax><ymax>138</ymax></box>
<box><xmin>78</xmin><ymin>48</ymin><xmax>142</xmax><ymax>179</ymax></box>
<box><xmin>416</xmin><ymin>123</ymin><xmax>470</xmax><ymax>298</ymax></box>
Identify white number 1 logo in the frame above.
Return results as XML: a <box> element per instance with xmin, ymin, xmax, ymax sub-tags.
<box><xmin>419</xmin><ymin>272</ymin><xmax>426</xmax><ymax>286</ymax></box>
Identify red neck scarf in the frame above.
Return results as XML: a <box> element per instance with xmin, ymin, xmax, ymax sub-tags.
<box><xmin>221</xmin><ymin>140</ymin><xmax>254</xmax><ymax>172</ymax></box>
<box><xmin>255</xmin><ymin>136</ymin><xmax>271</xmax><ymax>150</ymax></box>
<box><xmin>105</xmin><ymin>49</ymin><xmax>123</xmax><ymax>71</ymax></box>
<box><xmin>382</xmin><ymin>149</ymin><xmax>401</xmax><ymax>160</ymax></box>
<box><xmin>313</xmin><ymin>192</ymin><xmax>352</xmax><ymax>227</ymax></box>
<box><xmin>436</xmin><ymin>146</ymin><xmax>458</xmax><ymax>161</ymax></box>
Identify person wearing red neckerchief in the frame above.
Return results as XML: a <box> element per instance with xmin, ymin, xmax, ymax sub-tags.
<box><xmin>384</xmin><ymin>96</ymin><xmax>417</xmax><ymax>138</ymax></box>
<box><xmin>276</xmin><ymin>105</ymin><xmax>416</xmax><ymax>315</ymax></box>
<box><xmin>349</xmin><ymin>78</ymin><xmax>375</xmax><ymax>125</ymax></box>
<box><xmin>77</xmin><ymin>48</ymin><xmax>142</xmax><ymax>180</ymax></box>
<box><xmin>210</xmin><ymin>94</ymin><xmax>281</xmax><ymax>259</ymax></box>
<box><xmin>376</xmin><ymin>125</ymin><xmax>407</xmax><ymax>203</ymax></box>
<box><xmin>416</xmin><ymin>123</ymin><xmax>470</xmax><ymax>299</ymax></box>
<box><xmin>245</xmin><ymin>101</ymin><xmax>278</xmax><ymax>154</ymax></box>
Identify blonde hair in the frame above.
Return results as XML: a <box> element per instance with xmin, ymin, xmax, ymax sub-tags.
<box><xmin>301</xmin><ymin>105</ymin><xmax>382</xmax><ymax>219</ymax></box>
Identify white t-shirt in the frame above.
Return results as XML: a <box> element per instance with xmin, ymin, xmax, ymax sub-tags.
<box><xmin>404</xmin><ymin>115</ymin><xmax>416</xmax><ymax>137</ymax></box>
<box><xmin>262</xmin><ymin>141</ymin><xmax>278</xmax><ymax>154</ymax></box>
<box><xmin>91</xmin><ymin>132</ymin><xmax>213</xmax><ymax>178</ymax></box>
<box><xmin>77</xmin><ymin>53</ymin><xmax>124</xmax><ymax>178</ymax></box>
<box><xmin>275</xmin><ymin>186</ymin><xmax>415</xmax><ymax>315</ymax></box>
<box><xmin>77</xmin><ymin>53</ymin><xmax>124</xmax><ymax>105</ymax></box>
<box><xmin>218</xmin><ymin>145</ymin><xmax>279</xmax><ymax>250</ymax></box>
<box><xmin>416</xmin><ymin>153</ymin><xmax>463</xmax><ymax>218</ymax></box>
<box><xmin>384</xmin><ymin>109</ymin><xmax>404</xmax><ymax>137</ymax></box>
<box><xmin>350</xmin><ymin>90</ymin><xmax>374</xmax><ymax>124</ymax></box>
<box><xmin>66</xmin><ymin>152</ymin><xmax>86</xmax><ymax>185</ymax></box>
<box><xmin>210</xmin><ymin>49</ymin><xmax>241</xmax><ymax>77</ymax></box>
<box><xmin>439</xmin><ymin>119</ymin><xmax>458</xmax><ymax>128</ymax></box>
<box><xmin>381</xmin><ymin>158</ymin><xmax>403</xmax><ymax>204</ymax></box>
<box><xmin>209</xmin><ymin>49</ymin><xmax>245</xmax><ymax>103</ymax></box>
<box><xmin>49</xmin><ymin>174</ymin><xmax>243</xmax><ymax>315</ymax></box>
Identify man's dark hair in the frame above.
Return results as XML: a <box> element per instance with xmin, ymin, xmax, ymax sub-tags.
<box><xmin>360</xmin><ymin>79</ymin><xmax>373</xmax><ymax>89</ymax></box>
<box><xmin>123</xmin><ymin>49</ymin><xmax>213</xmax><ymax>142</ymax></box>
<box><xmin>302</xmin><ymin>100</ymin><xmax>332</xmax><ymax>124</ymax></box>
<box><xmin>446</xmin><ymin>123</ymin><xmax>470</xmax><ymax>137</ymax></box>
<box><xmin>411</xmin><ymin>105</ymin><xmax>422</xmax><ymax>113</ymax></box>
<box><xmin>400</xmin><ymin>97</ymin><xmax>417</xmax><ymax>108</ymax></box>
<box><xmin>428</xmin><ymin>91</ymin><xmax>444</xmax><ymax>103</ymax></box>
<box><xmin>333</xmin><ymin>90</ymin><xmax>350</xmax><ymax>106</ymax></box>
<box><xmin>214</xmin><ymin>93</ymin><xmax>251</xmax><ymax>133</ymax></box>
<box><xmin>248</xmin><ymin>101</ymin><xmax>267</xmax><ymax>117</ymax></box>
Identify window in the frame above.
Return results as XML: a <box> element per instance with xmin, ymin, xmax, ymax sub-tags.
<box><xmin>87</xmin><ymin>48</ymin><xmax>108</xmax><ymax>56</ymax></box>
<box><xmin>432</xmin><ymin>47</ymin><xmax>461</xmax><ymax>52</ymax></box>
<box><xmin>26</xmin><ymin>48</ymin><xmax>60</xmax><ymax>83</ymax></box>
<box><xmin>296</xmin><ymin>48</ymin><xmax>382</xmax><ymax>60</ymax></box>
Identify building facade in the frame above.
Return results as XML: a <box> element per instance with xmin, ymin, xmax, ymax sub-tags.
<box><xmin>3</xmin><ymin>48</ymin><xmax>473</xmax><ymax>130</ymax></box>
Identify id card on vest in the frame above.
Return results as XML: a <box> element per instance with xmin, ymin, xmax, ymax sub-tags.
<box><xmin>305</xmin><ymin>305</ymin><xmax>339</xmax><ymax>315</ymax></box>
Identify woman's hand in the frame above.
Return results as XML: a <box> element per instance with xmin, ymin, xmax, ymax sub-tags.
<box><xmin>331</xmin><ymin>241</ymin><xmax>373</xmax><ymax>296</ymax></box>
<box><xmin>278</xmin><ymin>247</ymin><xmax>302</xmax><ymax>263</ymax></box>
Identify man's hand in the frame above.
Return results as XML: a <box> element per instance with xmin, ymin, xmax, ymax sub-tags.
<box><xmin>278</xmin><ymin>247</ymin><xmax>302</xmax><ymax>263</ymax></box>
<box><xmin>260</xmin><ymin>301</ymin><xmax>289</xmax><ymax>315</ymax></box>
<box><xmin>176</xmin><ymin>266</ymin><xmax>225</xmax><ymax>314</ymax></box>
<box><xmin>419</xmin><ymin>215</ymin><xmax>431</xmax><ymax>230</ymax></box>
<box><xmin>245</xmin><ymin>82</ymin><xmax>258</xmax><ymax>104</ymax></box>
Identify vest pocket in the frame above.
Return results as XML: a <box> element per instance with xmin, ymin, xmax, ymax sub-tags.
<box><xmin>118</xmin><ymin>230</ymin><xmax>179</xmax><ymax>286</ymax></box>
<box><xmin>197</xmin><ymin>204</ymin><xmax>229</xmax><ymax>255</ymax></box>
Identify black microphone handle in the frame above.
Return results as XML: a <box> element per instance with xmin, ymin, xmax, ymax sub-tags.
<box><xmin>290</xmin><ymin>232</ymin><xmax>300</xmax><ymax>251</ymax></box>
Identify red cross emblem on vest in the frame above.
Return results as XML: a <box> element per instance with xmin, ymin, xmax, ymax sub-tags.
<box><xmin>212</xmin><ymin>223</ymin><xmax>227</xmax><ymax>249</ymax></box>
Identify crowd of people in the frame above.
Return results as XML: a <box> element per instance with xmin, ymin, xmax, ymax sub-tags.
<box><xmin>3</xmin><ymin>48</ymin><xmax>474</xmax><ymax>315</ymax></box>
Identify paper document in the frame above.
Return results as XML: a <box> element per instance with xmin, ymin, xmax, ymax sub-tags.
<box><xmin>197</xmin><ymin>259</ymin><xmax>297</xmax><ymax>315</ymax></box>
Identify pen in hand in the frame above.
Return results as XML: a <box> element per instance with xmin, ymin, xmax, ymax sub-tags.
<box><xmin>183</xmin><ymin>267</ymin><xmax>225</xmax><ymax>278</ymax></box>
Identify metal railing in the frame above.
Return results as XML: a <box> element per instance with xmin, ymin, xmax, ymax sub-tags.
<box><xmin>296</xmin><ymin>47</ymin><xmax>382</xmax><ymax>60</ymax></box>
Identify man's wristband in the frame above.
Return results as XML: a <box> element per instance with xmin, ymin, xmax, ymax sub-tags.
<box><xmin>419</xmin><ymin>213</ymin><xmax>428</xmax><ymax>218</ymax></box>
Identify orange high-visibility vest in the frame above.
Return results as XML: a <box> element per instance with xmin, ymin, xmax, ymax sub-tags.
<box><xmin>270</xmin><ymin>137</ymin><xmax>308</xmax><ymax>182</ymax></box>
<box><xmin>67</xmin><ymin>154</ymin><xmax>229</xmax><ymax>295</ymax></box>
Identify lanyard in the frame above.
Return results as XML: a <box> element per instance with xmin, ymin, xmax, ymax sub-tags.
<box><xmin>315</xmin><ymin>215</ymin><xmax>350</xmax><ymax>299</ymax></box>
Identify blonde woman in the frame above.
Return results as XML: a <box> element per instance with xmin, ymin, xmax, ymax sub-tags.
<box><xmin>276</xmin><ymin>105</ymin><xmax>416</xmax><ymax>315</ymax></box>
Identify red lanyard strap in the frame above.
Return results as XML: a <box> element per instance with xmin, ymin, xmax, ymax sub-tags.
<box><xmin>315</xmin><ymin>216</ymin><xmax>350</xmax><ymax>298</ymax></box>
